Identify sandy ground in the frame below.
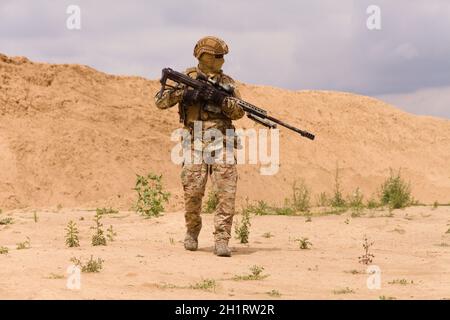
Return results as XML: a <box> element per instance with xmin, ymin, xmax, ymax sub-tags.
<box><xmin>1</xmin><ymin>206</ymin><xmax>449</xmax><ymax>300</ymax></box>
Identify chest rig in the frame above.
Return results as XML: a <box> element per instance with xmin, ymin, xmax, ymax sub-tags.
<box><xmin>179</xmin><ymin>67</ymin><xmax>235</xmax><ymax>126</ymax></box>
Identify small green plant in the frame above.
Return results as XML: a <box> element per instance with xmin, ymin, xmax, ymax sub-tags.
<box><xmin>379</xmin><ymin>169</ymin><xmax>412</xmax><ymax>209</ymax></box>
<box><xmin>367</xmin><ymin>196</ymin><xmax>381</xmax><ymax>209</ymax></box>
<box><xmin>65</xmin><ymin>221</ymin><xmax>80</xmax><ymax>248</ymax></box>
<box><xmin>0</xmin><ymin>246</ymin><xmax>8</xmax><ymax>254</ymax></box>
<box><xmin>291</xmin><ymin>179</ymin><xmax>311</xmax><ymax>212</ymax></box>
<box><xmin>348</xmin><ymin>187</ymin><xmax>364</xmax><ymax>217</ymax></box>
<box><xmin>203</xmin><ymin>189</ymin><xmax>219</xmax><ymax>214</ymax></box>
<box><xmin>96</xmin><ymin>207</ymin><xmax>119</xmax><ymax>215</ymax></box>
<box><xmin>70</xmin><ymin>255</ymin><xmax>104</xmax><ymax>273</ymax></box>
<box><xmin>251</xmin><ymin>200</ymin><xmax>272</xmax><ymax>216</ymax></box>
<box><xmin>344</xmin><ymin>218</ymin><xmax>350</xmax><ymax>224</ymax></box>
<box><xmin>0</xmin><ymin>217</ymin><xmax>13</xmax><ymax>225</ymax></box>
<box><xmin>91</xmin><ymin>211</ymin><xmax>107</xmax><ymax>246</ymax></box>
<box><xmin>134</xmin><ymin>173</ymin><xmax>170</xmax><ymax>218</ymax></box>
<box><xmin>190</xmin><ymin>279</ymin><xmax>217</xmax><ymax>291</ymax></box>
<box><xmin>358</xmin><ymin>235</ymin><xmax>375</xmax><ymax>265</ymax></box>
<box><xmin>262</xmin><ymin>232</ymin><xmax>273</xmax><ymax>238</ymax></box>
<box><xmin>169</xmin><ymin>237</ymin><xmax>175</xmax><ymax>245</ymax></box>
<box><xmin>106</xmin><ymin>225</ymin><xmax>117</xmax><ymax>242</ymax></box>
<box><xmin>267</xmin><ymin>289</ymin><xmax>281</xmax><ymax>297</ymax></box>
<box><xmin>330</xmin><ymin>163</ymin><xmax>346</xmax><ymax>209</ymax></box>
<box><xmin>295</xmin><ymin>237</ymin><xmax>312</xmax><ymax>250</ymax></box>
<box><xmin>235</xmin><ymin>205</ymin><xmax>251</xmax><ymax>244</ymax></box>
<box><xmin>234</xmin><ymin>265</ymin><xmax>268</xmax><ymax>281</ymax></box>
<box><xmin>33</xmin><ymin>211</ymin><xmax>38</xmax><ymax>223</ymax></box>
<box><xmin>247</xmin><ymin>199</ymin><xmax>298</xmax><ymax>217</ymax></box>
<box><xmin>273</xmin><ymin>205</ymin><xmax>295</xmax><ymax>216</ymax></box>
<box><xmin>432</xmin><ymin>201</ymin><xmax>438</xmax><ymax>209</ymax></box>
<box><xmin>388</xmin><ymin>279</ymin><xmax>413</xmax><ymax>285</ymax></box>
<box><xmin>333</xmin><ymin>287</ymin><xmax>355</xmax><ymax>295</ymax></box>
<box><xmin>16</xmin><ymin>237</ymin><xmax>31</xmax><ymax>250</ymax></box>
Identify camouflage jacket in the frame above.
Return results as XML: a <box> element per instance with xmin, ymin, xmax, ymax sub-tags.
<box><xmin>154</xmin><ymin>66</ymin><xmax>245</xmax><ymax>134</ymax></box>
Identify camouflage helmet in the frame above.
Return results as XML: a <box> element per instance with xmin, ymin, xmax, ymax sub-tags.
<box><xmin>193</xmin><ymin>36</ymin><xmax>229</xmax><ymax>59</ymax></box>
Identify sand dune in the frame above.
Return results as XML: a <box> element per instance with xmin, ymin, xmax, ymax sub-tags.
<box><xmin>1</xmin><ymin>53</ymin><xmax>449</xmax><ymax>210</ymax></box>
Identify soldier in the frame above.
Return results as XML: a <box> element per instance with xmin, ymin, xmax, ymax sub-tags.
<box><xmin>155</xmin><ymin>36</ymin><xmax>245</xmax><ymax>257</ymax></box>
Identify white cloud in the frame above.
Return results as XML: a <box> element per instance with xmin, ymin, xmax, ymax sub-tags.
<box><xmin>0</xmin><ymin>0</ymin><xmax>450</xmax><ymax>118</ymax></box>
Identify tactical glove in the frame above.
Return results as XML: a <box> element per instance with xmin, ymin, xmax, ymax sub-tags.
<box><xmin>182</xmin><ymin>88</ymin><xmax>203</xmax><ymax>105</ymax></box>
<box><xmin>183</xmin><ymin>87</ymin><xmax>225</xmax><ymax>106</ymax></box>
<box><xmin>202</xmin><ymin>87</ymin><xmax>226</xmax><ymax>106</ymax></box>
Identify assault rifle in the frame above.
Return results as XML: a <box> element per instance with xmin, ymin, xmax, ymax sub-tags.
<box><xmin>158</xmin><ymin>68</ymin><xmax>315</xmax><ymax>140</ymax></box>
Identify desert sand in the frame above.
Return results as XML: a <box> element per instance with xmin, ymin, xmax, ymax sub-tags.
<box><xmin>1</xmin><ymin>53</ymin><xmax>450</xmax><ymax>299</ymax></box>
<box><xmin>0</xmin><ymin>206</ymin><xmax>449</xmax><ymax>300</ymax></box>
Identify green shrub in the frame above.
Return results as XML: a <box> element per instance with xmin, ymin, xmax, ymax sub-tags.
<box><xmin>234</xmin><ymin>265</ymin><xmax>268</xmax><ymax>281</ymax></box>
<box><xmin>295</xmin><ymin>237</ymin><xmax>312</xmax><ymax>249</ymax></box>
<box><xmin>358</xmin><ymin>235</ymin><xmax>375</xmax><ymax>265</ymax></box>
<box><xmin>235</xmin><ymin>205</ymin><xmax>252</xmax><ymax>244</ymax></box>
<box><xmin>203</xmin><ymin>189</ymin><xmax>219</xmax><ymax>214</ymax></box>
<box><xmin>71</xmin><ymin>255</ymin><xmax>104</xmax><ymax>273</ymax></box>
<box><xmin>379</xmin><ymin>169</ymin><xmax>412</xmax><ymax>209</ymax></box>
<box><xmin>251</xmin><ymin>200</ymin><xmax>272</xmax><ymax>216</ymax></box>
<box><xmin>330</xmin><ymin>164</ymin><xmax>346</xmax><ymax>209</ymax></box>
<box><xmin>273</xmin><ymin>206</ymin><xmax>295</xmax><ymax>216</ymax></box>
<box><xmin>106</xmin><ymin>225</ymin><xmax>117</xmax><ymax>242</ymax></box>
<box><xmin>91</xmin><ymin>211</ymin><xmax>107</xmax><ymax>246</ymax></box>
<box><xmin>291</xmin><ymin>179</ymin><xmax>310</xmax><ymax>212</ymax></box>
<box><xmin>134</xmin><ymin>173</ymin><xmax>170</xmax><ymax>217</ymax></box>
<box><xmin>65</xmin><ymin>221</ymin><xmax>80</xmax><ymax>247</ymax></box>
<box><xmin>348</xmin><ymin>187</ymin><xmax>364</xmax><ymax>217</ymax></box>
<box><xmin>190</xmin><ymin>279</ymin><xmax>217</xmax><ymax>291</ymax></box>
<box><xmin>366</xmin><ymin>196</ymin><xmax>380</xmax><ymax>209</ymax></box>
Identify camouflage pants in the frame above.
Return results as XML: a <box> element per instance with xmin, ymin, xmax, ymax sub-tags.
<box><xmin>181</xmin><ymin>162</ymin><xmax>238</xmax><ymax>242</ymax></box>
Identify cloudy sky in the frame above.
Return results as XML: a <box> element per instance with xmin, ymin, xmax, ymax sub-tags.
<box><xmin>1</xmin><ymin>0</ymin><xmax>450</xmax><ymax>118</ymax></box>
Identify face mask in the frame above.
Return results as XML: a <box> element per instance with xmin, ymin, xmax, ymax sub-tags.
<box><xmin>199</xmin><ymin>53</ymin><xmax>224</xmax><ymax>74</ymax></box>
